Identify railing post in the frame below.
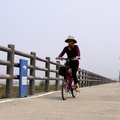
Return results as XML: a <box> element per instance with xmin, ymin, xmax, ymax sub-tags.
<box><xmin>85</xmin><ymin>81</ymin><xmax>86</xmax><ymax>87</ymax></box>
<box><xmin>82</xmin><ymin>69</ymin><xmax>85</xmax><ymax>87</ymax></box>
<box><xmin>55</xmin><ymin>61</ymin><xmax>60</xmax><ymax>91</ymax></box>
<box><xmin>45</xmin><ymin>57</ymin><xmax>50</xmax><ymax>92</ymax></box>
<box><xmin>6</xmin><ymin>44</ymin><xmax>15</xmax><ymax>98</ymax></box>
<box><xmin>81</xmin><ymin>81</ymin><xmax>84</xmax><ymax>87</ymax></box>
<box><xmin>80</xmin><ymin>68</ymin><xmax>83</xmax><ymax>87</ymax></box>
<box><xmin>81</xmin><ymin>69</ymin><xmax>83</xmax><ymax>87</ymax></box>
<box><xmin>86</xmin><ymin>70</ymin><xmax>89</xmax><ymax>87</ymax></box>
<box><xmin>84</xmin><ymin>70</ymin><xmax>87</xmax><ymax>87</ymax></box>
<box><xmin>29</xmin><ymin>52</ymin><xmax>36</xmax><ymax>95</ymax></box>
<box><xmin>89</xmin><ymin>81</ymin><xmax>92</xmax><ymax>86</ymax></box>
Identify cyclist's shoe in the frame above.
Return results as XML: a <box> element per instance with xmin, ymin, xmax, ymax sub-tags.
<box><xmin>75</xmin><ymin>84</ymin><xmax>80</xmax><ymax>92</ymax></box>
<box><xmin>76</xmin><ymin>87</ymin><xmax>80</xmax><ymax>92</ymax></box>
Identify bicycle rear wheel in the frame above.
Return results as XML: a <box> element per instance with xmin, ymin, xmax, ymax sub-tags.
<box><xmin>61</xmin><ymin>79</ymin><xmax>68</xmax><ymax>100</ymax></box>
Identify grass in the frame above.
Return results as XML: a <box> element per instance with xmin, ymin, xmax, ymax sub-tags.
<box><xmin>0</xmin><ymin>85</ymin><xmax>6</xmax><ymax>98</ymax></box>
<box><xmin>0</xmin><ymin>84</ymin><xmax>60</xmax><ymax>99</ymax></box>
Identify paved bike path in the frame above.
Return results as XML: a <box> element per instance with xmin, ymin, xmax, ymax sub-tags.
<box><xmin>0</xmin><ymin>83</ymin><xmax>120</xmax><ymax>120</ymax></box>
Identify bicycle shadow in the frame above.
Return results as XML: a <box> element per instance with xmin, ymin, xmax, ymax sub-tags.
<box><xmin>42</xmin><ymin>92</ymin><xmax>77</xmax><ymax>101</ymax></box>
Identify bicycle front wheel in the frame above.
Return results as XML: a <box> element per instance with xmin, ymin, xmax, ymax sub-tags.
<box><xmin>71</xmin><ymin>88</ymin><xmax>77</xmax><ymax>98</ymax></box>
<box><xmin>61</xmin><ymin>79</ymin><xmax>68</xmax><ymax>100</ymax></box>
<box><xmin>71</xmin><ymin>81</ymin><xmax>77</xmax><ymax>98</ymax></box>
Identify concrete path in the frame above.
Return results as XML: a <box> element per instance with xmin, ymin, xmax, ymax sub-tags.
<box><xmin>0</xmin><ymin>83</ymin><xmax>120</xmax><ymax>120</ymax></box>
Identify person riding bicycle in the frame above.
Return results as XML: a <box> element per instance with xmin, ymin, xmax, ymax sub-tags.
<box><xmin>57</xmin><ymin>35</ymin><xmax>81</xmax><ymax>92</ymax></box>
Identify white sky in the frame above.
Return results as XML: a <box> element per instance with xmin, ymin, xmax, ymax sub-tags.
<box><xmin>0</xmin><ymin>0</ymin><xmax>120</xmax><ymax>80</ymax></box>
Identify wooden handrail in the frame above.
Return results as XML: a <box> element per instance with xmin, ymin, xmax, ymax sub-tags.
<box><xmin>0</xmin><ymin>44</ymin><xmax>115</xmax><ymax>98</ymax></box>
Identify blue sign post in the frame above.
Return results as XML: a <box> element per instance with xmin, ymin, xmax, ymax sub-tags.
<box><xmin>19</xmin><ymin>59</ymin><xmax>28</xmax><ymax>98</ymax></box>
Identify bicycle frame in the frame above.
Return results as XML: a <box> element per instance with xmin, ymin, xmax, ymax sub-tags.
<box><xmin>58</xmin><ymin>57</ymin><xmax>77</xmax><ymax>100</ymax></box>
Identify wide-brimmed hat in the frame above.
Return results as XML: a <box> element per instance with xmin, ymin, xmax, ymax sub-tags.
<box><xmin>65</xmin><ymin>35</ymin><xmax>77</xmax><ymax>43</ymax></box>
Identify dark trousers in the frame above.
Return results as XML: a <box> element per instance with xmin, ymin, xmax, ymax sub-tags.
<box><xmin>70</xmin><ymin>61</ymin><xmax>79</xmax><ymax>84</ymax></box>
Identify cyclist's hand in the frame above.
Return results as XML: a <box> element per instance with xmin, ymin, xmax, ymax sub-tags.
<box><xmin>56</xmin><ymin>57</ymin><xmax>60</xmax><ymax>59</ymax></box>
<box><xmin>56</xmin><ymin>57</ymin><xmax>62</xmax><ymax>61</ymax></box>
<box><xmin>74</xmin><ymin>56</ymin><xmax>80</xmax><ymax>60</ymax></box>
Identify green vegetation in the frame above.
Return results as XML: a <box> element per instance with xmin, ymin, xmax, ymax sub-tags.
<box><xmin>0</xmin><ymin>84</ymin><xmax>6</xmax><ymax>98</ymax></box>
<box><xmin>0</xmin><ymin>82</ymin><xmax>60</xmax><ymax>99</ymax></box>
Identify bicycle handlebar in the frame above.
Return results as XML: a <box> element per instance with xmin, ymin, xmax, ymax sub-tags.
<box><xmin>56</xmin><ymin>57</ymin><xmax>80</xmax><ymax>61</ymax></box>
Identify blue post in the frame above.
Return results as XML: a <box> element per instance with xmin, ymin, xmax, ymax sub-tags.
<box><xmin>19</xmin><ymin>59</ymin><xmax>28</xmax><ymax>98</ymax></box>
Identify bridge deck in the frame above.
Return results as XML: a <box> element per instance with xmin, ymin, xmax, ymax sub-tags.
<box><xmin>0</xmin><ymin>83</ymin><xmax>120</xmax><ymax>120</ymax></box>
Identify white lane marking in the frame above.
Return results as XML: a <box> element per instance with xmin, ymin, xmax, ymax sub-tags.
<box><xmin>0</xmin><ymin>99</ymin><xmax>15</xmax><ymax>104</ymax></box>
<box><xmin>20</xmin><ymin>91</ymin><xmax>60</xmax><ymax>100</ymax></box>
<box><xmin>0</xmin><ymin>91</ymin><xmax>60</xmax><ymax>104</ymax></box>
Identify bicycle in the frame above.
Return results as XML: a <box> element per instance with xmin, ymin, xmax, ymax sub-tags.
<box><xmin>57</xmin><ymin>57</ymin><xmax>79</xmax><ymax>100</ymax></box>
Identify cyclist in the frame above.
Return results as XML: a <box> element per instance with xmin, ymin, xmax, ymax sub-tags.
<box><xmin>57</xmin><ymin>35</ymin><xmax>81</xmax><ymax>92</ymax></box>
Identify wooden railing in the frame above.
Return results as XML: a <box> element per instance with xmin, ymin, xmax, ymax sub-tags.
<box><xmin>0</xmin><ymin>44</ymin><xmax>115</xmax><ymax>98</ymax></box>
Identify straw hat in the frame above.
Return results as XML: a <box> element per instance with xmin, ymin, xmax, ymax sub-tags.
<box><xmin>65</xmin><ymin>35</ymin><xmax>77</xmax><ymax>43</ymax></box>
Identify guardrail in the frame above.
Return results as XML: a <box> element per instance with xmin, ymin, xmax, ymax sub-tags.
<box><xmin>0</xmin><ymin>44</ymin><xmax>115</xmax><ymax>98</ymax></box>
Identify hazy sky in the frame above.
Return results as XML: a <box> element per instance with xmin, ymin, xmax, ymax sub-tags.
<box><xmin>0</xmin><ymin>0</ymin><xmax>120</xmax><ymax>80</ymax></box>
